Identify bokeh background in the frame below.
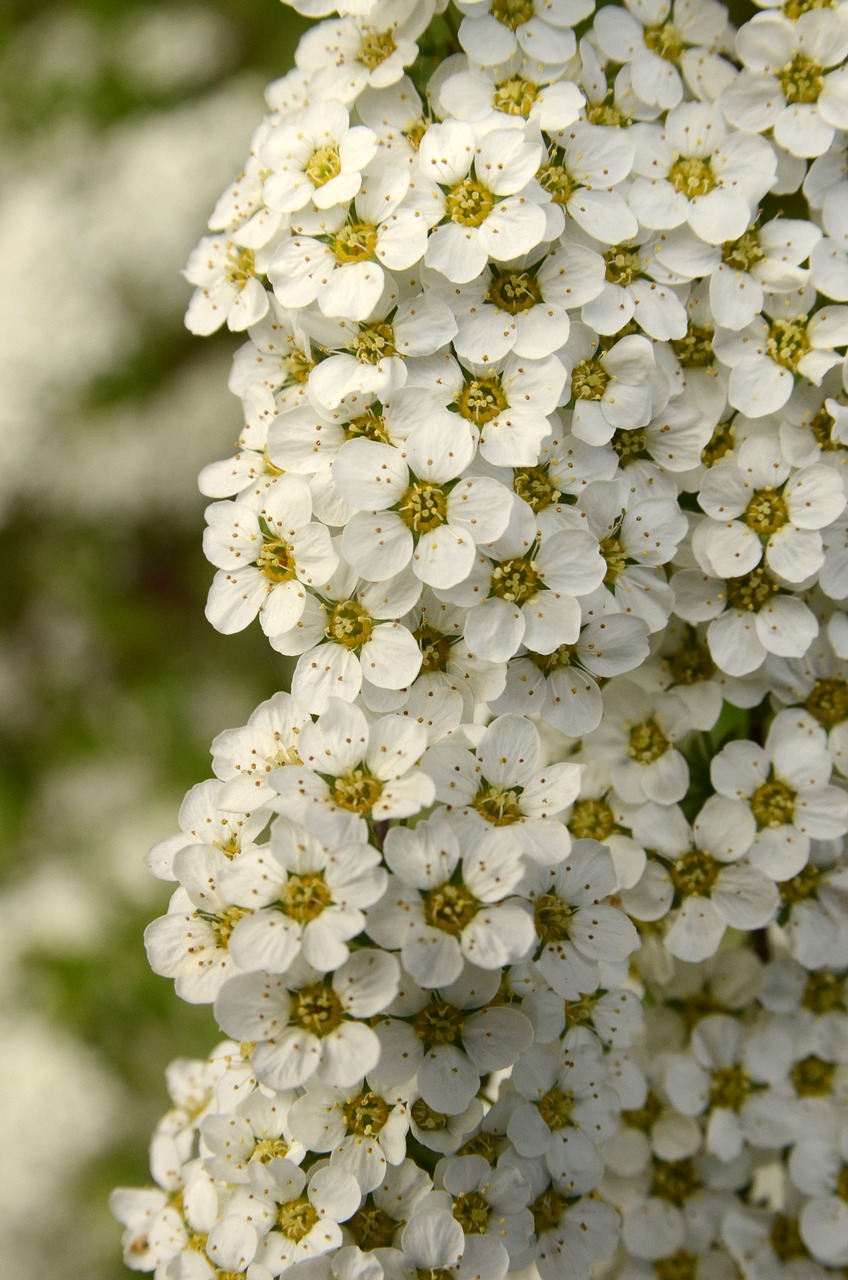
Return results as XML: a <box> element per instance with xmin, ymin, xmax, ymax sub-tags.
<box><xmin>0</xmin><ymin>1</ymin><xmax>305</xmax><ymax>1271</ymax></box>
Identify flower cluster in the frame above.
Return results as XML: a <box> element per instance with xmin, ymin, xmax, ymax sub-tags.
<box><xmin>116</xmin><ymin>0</ymin><xmax>848</xmax><ymax>1276</ymax></box>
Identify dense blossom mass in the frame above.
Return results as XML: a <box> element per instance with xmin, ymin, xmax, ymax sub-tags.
<box><xmin>115</xmin><ymin>0</ymin><xmax>848</xmax><ymax>1277</ymax></box>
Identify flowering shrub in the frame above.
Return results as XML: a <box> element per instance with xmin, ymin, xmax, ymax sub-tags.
<box><xmin>113</xmin><ymin>0</ymin><xmax>848</xmax><ymax>1276</ymax></box>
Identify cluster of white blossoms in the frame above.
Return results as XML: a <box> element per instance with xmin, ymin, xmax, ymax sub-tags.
<box><xmin>114</xmin><ymin>0</ymin><xmax>848</xmax><ymax>1276</ymax></box>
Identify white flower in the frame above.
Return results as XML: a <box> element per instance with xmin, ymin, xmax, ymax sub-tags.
<box><xmin>262</xmin><ymin>100</ymin><xmax>378</xmax><ymax>215</ymax></box>
<box><xmin>724</xmin><ymin>9</ymin><xmax>848</xmax><ymax>159</ymax></box>
<box><xmin>592</xmin><ymin>0</ymin><xmax>732</xmax><ymax>111</ymax></box>
<box><xmin>694</xmin><ymin>437</ymin><xmax>845</xmax><ymax>584</ymax></box>
<box><xmin>671</xmin><ymin>563</ymin><xmax>820</xmax><ymax>676</ymax></box>
<box><xmin>582</xmin><ymin>678</ymin><xmax>690</xmax><ymax>806</ymax></box>
<box><xmin>269</xmin><ymin>699</ymin><xmax>435</xmax><ymax>843</ymax></box>
<box><xmin>566</xmin><ymin>329</ymin><xmax>659</xmax><ymax>446</ymax></box>
<box><xmin>144</xmin><ymin>845</ymin><xmax>252</xmax><ymax>1004</ymax></box>
<box><xmin>272</xmin><ymin>564</ymin><xmax>423</xmax><ymax>714</ymax></box>
<box><xmin>372</xmin><ymin>965</ymin><xmax>534</xmax><ymax>1114</ymax></box>
<box><xmin>710</xmin><ymin>709</ymin><xmax>848</xmax><ymax>881</ymax></box>
<box><xmin>202</xmin><ymin>478</ymin><xmax>338</xmax><ymax>638</ymax></box>
<box><xmin>366</xmin><ymin>814</ymin><xmax>534</xmax><ymax>987</ymax></box>
<box><xmin>456</xmin><ymin>0</ymin><xmax>590</xmax><ymax>68</ymax></box>
<box><xmin>418</xmin><ymin>121</ymin><xmax>547</xmax><ymax>283</ymax></box>
<box><xmin>249</xmin><ymin>1159</ymin><xmax>362</xmax><ymax>1271</ymax></box>
<box><xmin>522</xmin><ymin>838</ymin><xmax>639</xmax><ymax>998</ymax></box>
<box><xmin>288</xmin><ymin>1078</ymin><xmax>409</xmax><ymax>1193</ymax></box>
<box><xmin>268</xmin><ymin>162</ymin><xmax>428</xmax><ymax>322</ymax></box>
<box><xmin>445</xmin><ymin>243</ymin><xmax>602</xmax><ymax>365</ymax></box>
<box><xmin>627</xmin><ymin>796</ymin><xmax>779</xmax><ymax>961</ymax></box>
<box><xmin>215</xmin><ymin>950</ymin><xmax>400</xmax><ymax>1091</ymax></box>
<box><xmin>184</xmin><ymin>234</ymin><xmax>271</xmax><ymax>335</ymax></box>
<box><xmin>439</xmin><ymin>1154</ymin><xmax>533</xmax><ymax>1268</ymax></box>
<box><xmin>217</xmin><ymin>816</ymin><xmax>387</xmax><ymax>975</ymax></box>
<box><xmin>768</xmin><ymin>635</ymin><xmax>848</xmax><ymax>777</ymax></box>
<box><xmin>305</xmin><ymin>290</ymin><xmax>458</xmax><ymax>412</ymax></box>
<box><xmin>333</xmin><ymin>423</ymin><xmax>514</xmax><ymax>586</ymax></box>
<box><xmin>146</xmin><ymin>777</ymin><xmax>271</xmax><ymax>880</ymax></box>
<box><xmin>209</xmin><ymin>691</ymin><xmax>312</xmax><ymax>812</ymax></box>
<box><xmin>490</xmin><ymin>612</ymin><xmax>651</xmax><ymax>738</ymax></box>
<box><xmin>628</xmin><ymin>102</ymin><xmax>776</xmax><ymax>244</ymax></box>
<box><xmin>714</xmin><ymin>295</ymin><xmax>848</xmax><ymax>418</ymax></box>
<box><xmin>449</xmin><ymin>500</ymin><xmax>605</xmax><ymax>664</ymax></box>
<box><xmin>423</xmin><ymin>713</ymin><xmax>583</xmax><ymax>864</ymax></box>
<box><xmin>295</xmin><ymin>5</ymin><xmax>430</xmax><ymax>105</ymax></box>
<box><xmin>439</xmin><ymin>55</ymin><xmax>584</xmax><ymax>135</ymax></box>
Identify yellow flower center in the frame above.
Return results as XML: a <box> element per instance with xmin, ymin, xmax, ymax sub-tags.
<box><xmin>414</xmin><ymin>622</ymin><xmax>454</xmax><ymax>674</ymax></box>
<box><xmin>605</xmin><ymin>244</ymin><xmax>641</xmax><ymax>286</ymax></box>
<box><xmin>492</xmin><ymin>0</ymin><xmax>534</xmax><ymax>27</ymax></box>
<box><xmin>701</xmin><ymin>420</ymin><xmax>735</xmax><ymax>466</ymax></box>
<box><xmin>289</xmin><ymin>983</ymin><xmax>344</xmax><ymax>1036</ymax></box>
<box><xmin>670</xmin><ymin>849</ymin><xmax>720</xmax><ymax>897</ymax></box>
<box><xmin>623</xmin><ymin>1091</ymin><xmax>663</xmax><ymax>1130</ymax></box>
<box><xmin>810</xmin><ymin>406</ymin><xmax>839</xmax><ymax>451</ymax></box>
<box><xmin>806</xmin><ymin>678</ymin><xmax>848</xmax><ymax>726</ymax></box>
<box><xmin>344</xmin><ymin>406</ymin><xmax>391</xmax><ymax>443</ymax></box>
<box><xmin>257</xmin><ymin>537</ymin><xmax>297</xmax><ymax>583</ymax></box>
<box><xmin>783</xmin><ymin>0</ymin><xmax>833</xmax><ymax>17</ymax></box>
<box><xmin>668</xmin><ymin>156</ymin><xmax>716</xmax><ymax>198</ymax></box>
<box><xmin>326</xmin><ymin>599</ymin><xmax>374</xmax><ymax>649</ymax></box>
<box><xmin>724</xmin><ymin>566</ymin><xmax>779</xmax><ymax>611</ymax></box>
<box><xmin>672</xmin><ymin>323</ymin><xmax>715</xmax><ymax>368</ymax></box>
<box><xmin>628</xmin><ymin>718</ymin><xmax>669</xmax><ymax>763</ymax></box>
<box><xmin>644</xmin><ymin>22</ymin><xmax>684</xmax><ymax>60</ymax></box>
<box><xmin>397</xmin><ymin>482</ymin><xmax>448</xmax><ymax>533</ymax></box>
<box><xmin>570</xmin><ymin>798</ymin><xmax>616</xmax><ymax>841</ymax></box>
<box><xmin>531</xmin><ymin>1189</ymin><xmax>566</xmax><ymax>1235</ymax></box>
<box><xmin>490</xmin><ymin>556</ymin><xmax>541</xmax><ymax>604</ymax></box>
<box><xmin>533</xmin><ymin>891</ymin><xmax>574</xmax><ymax>943</ymax></box>
<box><xmin>766</xmin><ymin>317</ymin><xmax>810</xmax><ymax>371</ymax></box>
<box><xmin>280</xmin><ymin>872</ymin><xmax>332</xmax><ymax>922</ymax></box>
<box><xmin>423</xmin><ymin>883</ymin><xmax>479</xmax><ymax>933</ymax></box>
<box><xmin>331</xmin><ymin>768</ymin><xmax>384</xmax><ymax>814</ymax></box>
<box><xmin>655</xmin><ymin>1254</ymin><xmax>698</xmax><ymax>1280</ymax></box>
<box><xmin>710</xmin><ymin>1065</ymin><xmax>752</xmax><ymax>1110</ymax></box>
<box><xmin>306</xmin><ymin>145</ymin><xmax>342</xmax><ymax>187</ymax></box>
<box><xmin>354</xmin><ymin>322</ymin><xmax>396</xmax><ymax>363</ymax></box>
<box><xmin>537</xmin><ymin>158</ymin><xmax>574</xmax><ymax>204</ymax></box>
<box><xmin>411</xmin><ymin>1097</ymin><xmax>449</xmax><ymax>1130</ymax></box>
<box><xmin>224</xmin><ymin>243</ymin><xmax>256</xmax><ymax>289</ymax></box>
<box><xmin>611</xmin><ymin>427</ymin><xmax>648</xmax><ymax>465</ymax></box>
<box><xmin>668</xmin><ymin>635</ymin><xmax>715</xmax><ymax>685</ymax></box>
<box><xmin>278</xmin><ymin>1197</ymin><xmax>319</xmax><ymax>1241</ymax></box>
<box><xmin>446</xmin><ymin>178</ymin><xmax>496</xmax><ymax>227</ymax></box>
<box><xmin>744</xmin><ymin>487</ymin><xmax>789</xmax><ymax>537</ymax></box>
<box><xmin>791</xmin><ymin>1053</ymin><xmax>835</xmax><ymax>1096</ymax></box>
<box><xmin>414</xmin><ymin>997</ymin><xmax>465</xmax><ymax>1046</ymax></box>
<box><xmin>779</xmin><ymin>862</ymin><xmax>821</xmax><ymax>904</ymax></box>
<box><xmin>803</xmin><ymin>971</ymin><xmax>844</xmax><ymax>1013</ymax></box>
<box><xmin>514</xmin><ymin>465</ymin><xmax>560</xmax><ymax>511</ymax></box>
<box><xmin>529</xmin><ymin>643</ymin><xmax>576</xmax><ymax>674</ymax></box>
<box><xmin>343</xmin><ymin>1089</ymin><xmax>390</xmax><ymax>1135</ymax></box>
<box><xmin>722</xmin><ymin>229</ymin><xmax>764</xmax><ymax>273</ymax></box>
<box><xmin>473</xmin><ymin>784</ymin><xmax>523</xmax><ymax>825</ymax></box>
<box><xmin>651</xmin><ymin>1158</ymin><xmax>700</xmax><ymax>1205</ymax></box>
<box><xmin>600</xmin><ymin>534</ymin><xmax>628</xmax><ymax>584</ymax></box>
<box><xmin>751</xmin><ymin>777</ymin><xmax>796</xmax><ymax>828</ymax></box>
<box><xmin>204</xmin><ymin>905</ymin><xmax>250</xmax><ymax>949</ymax></box>
<box><xmin>456</xmin><ymin>374</ymin><xmax>508</xmax><ymax>423</ymax></box>
<box><xmin>347</xmin><ymin>1204</ymin><xmax>398</xmax><ymax>1248</ymax></box>
<box><xmin>486</xmin><ymin>268</ymin><xmax>542</xmax><ymax>314</ymax></box>
<box><xmin>453</xmin><ymin>1191</ymin><xmax>492</xmax><ymax>1234</ymax></box>
<box><xmin>494</xmin><ymin>75</ymin><xmax>539</xmax><ymax>117</ymax></box>
<box><xmin>333</xmin><ymin>221</ymin><xmax>378</xmax><ymax>264</ymax></box>
<box><xmin>537</xmin><ymin>1085</ymin><xmax>574</xmax><ymax>1131</ymax></box>
<box><xmin>571</xmin><ymin>357</ymin><xmax>609</xmax><ymax>400</ymax></box>
<box><xmin>359</xmin><ymin>28</ymin><xmax>397</xmax><ymax>70</ymax></box>
<box><xmin>778</xmin><ymin>52</ymin><xmax>824</xmax><ymax>103</ymax></box>
<box><xmin>586</xmin><ymin>99</ymin><xmax>632</xmax><ymax>127</ymax></box>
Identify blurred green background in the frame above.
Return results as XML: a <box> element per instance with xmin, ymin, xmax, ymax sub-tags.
<box><xmin>0</xmin><ymin>1</ymin><xmax>304</xmax><ymax>1272</ymax></box>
